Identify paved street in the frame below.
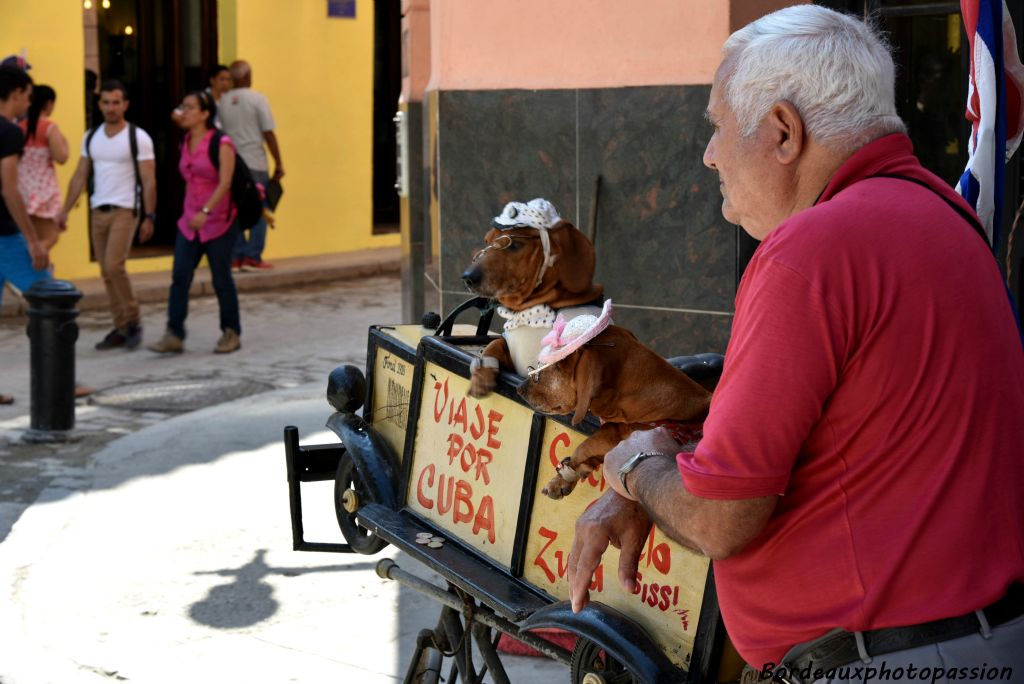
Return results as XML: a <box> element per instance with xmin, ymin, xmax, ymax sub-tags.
<box><xmin>0</xmin><ymin>276</ymin><xmax>564</xmax><ymax>683</ymax></box>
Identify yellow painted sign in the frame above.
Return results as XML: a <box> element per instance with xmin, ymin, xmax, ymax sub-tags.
<box><xmin>407</xmin><ymin>362</ymin><xmax>533</xmax><ymax>568</ymax></box>
<box><xmin>369</xmin><ymin>342</ymin><xmax>416</xmax><ymax>461</ymax></box>
<box><xmin>522</xmin><ymin>419</ymin><xmax>710</xmax><ymax>670</ymax></box>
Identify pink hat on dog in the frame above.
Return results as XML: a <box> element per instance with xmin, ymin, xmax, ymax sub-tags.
<box><xmin>536</xmin><ymin>299</ymin><xmax>614</xmax><ymax>365</ymax></box>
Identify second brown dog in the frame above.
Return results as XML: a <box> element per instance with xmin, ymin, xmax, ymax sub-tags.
<box><xmin>518</xmin><ymin>325</ymin><xmax>711</xmax><ymax>499</ymax></box>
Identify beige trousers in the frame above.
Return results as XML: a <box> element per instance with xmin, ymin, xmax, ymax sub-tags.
<box><xmin>90</xmin><ymin>208</ymin><xmax>140</xmax><ymax>330</ymax></box>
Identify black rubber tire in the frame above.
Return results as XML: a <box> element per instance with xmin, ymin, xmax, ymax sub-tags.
<box><xmin>570</xmin><ymin>636</ymin><xmax>638</xmax><ymax>684</ymax></box>
<box><xmin>333</xmin><ymin>451</ymin><xmax>388</xmax><ymax>555</ymax></box>
<box><xmin>410</xmin><ymin>645</ymin><xmax>443</xmax><ymax>684</ymax></box>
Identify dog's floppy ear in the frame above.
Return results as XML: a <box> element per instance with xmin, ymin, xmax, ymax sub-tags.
<box><xmin>571</xmin><ymin>348</ymin><xmax>604</xmax><ymax>426</ymax></box>
<box><xmin>551</xmin><ymin>221</ymin><xmax>596</xmax><ymax>295</ymax></box>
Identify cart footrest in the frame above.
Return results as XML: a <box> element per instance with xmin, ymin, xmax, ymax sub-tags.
<box><xmin>358</xmin><ymin>503</ymin><xmax>550</xmax><ymax>622</ymax></box>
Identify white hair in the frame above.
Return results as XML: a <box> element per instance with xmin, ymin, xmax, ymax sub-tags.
<box><xmin>721</xmin><ymin>5</ymin><xmax>906</xmax><ymax>151</ymax></box>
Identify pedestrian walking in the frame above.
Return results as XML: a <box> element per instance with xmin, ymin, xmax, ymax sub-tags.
<box><xmin>148</xmin><ymin>90</ymin><xmax>241</xmax><ymax>355</ymax></box>
<box><xmin>58</xmin><ymin>80</ymin><xmax>156</xmax><ymax>351</ymax></box>
<box><xmin>18</xmin><ymin>85</ymin><xmax>68</xmax><ymax>254</ymax></box>
<box><xmin>1</xmin><ymin>65</ymin><xmax>49</xmax><ymax>405</ymax></box>
<box><xmin>219</xmin><ymin>59</ymin><xmax>283</xmax><ymax>272</ymax></box>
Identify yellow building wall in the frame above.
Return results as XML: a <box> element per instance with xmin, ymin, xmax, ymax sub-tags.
<box><xmin>0</xmin><ymin>2</ymin><xmax>95</xmax><ymax>281</ymax></box>
<box><xmin>220</xmin><ymin>0</ymin><xmax>399</xmax><ymax>258</ymax></box>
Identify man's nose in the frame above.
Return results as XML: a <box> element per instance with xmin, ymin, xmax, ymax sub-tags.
<box><xmin>461</xmin><ymin>267</ymin><xmax>482</xmax><ymax>288</ymax></box>
<box><xmin>703</xmin><ymin>138</ymin><xmax>717</xmax><ymax>170</ymax></box>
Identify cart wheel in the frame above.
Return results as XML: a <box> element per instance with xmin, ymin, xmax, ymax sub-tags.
<box><xmin>334</xmin><ymin>452</ymin><xmax>387</xmax><ymax>555</ymax></box>
<box><xmin>570</xmin><ymin>637</ymin><xmax>638</xmax><ymax>684</ymax></box>
<box><xmin>410</xmin><ymin>644</ymin><xmax>443</xmax><ymax>684</ymax></box>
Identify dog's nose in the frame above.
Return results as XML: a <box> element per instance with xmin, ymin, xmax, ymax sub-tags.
<box><xmin>461</xmin><ymin>267</ymin><xmax>482</xmax><ymax>289</ymax></box>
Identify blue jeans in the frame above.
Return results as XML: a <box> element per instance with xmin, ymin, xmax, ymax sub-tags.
<box><xmin>167</xmin><ymin>226</ymin><xmax>240</xmax><ymax>339</ymax></box>
<box><xmin>232</xmin><ymin>169</ymin><xmax>269</xmax><ymax>261</ymax></box>
<box><xmin>0</xmin><ymin>232</ymin><xmax>52</xmax><ymax>307</ymax></box>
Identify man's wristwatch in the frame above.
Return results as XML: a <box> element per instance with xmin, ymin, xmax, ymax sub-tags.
<box><xmin>618</xmin><ymin>451</ymin><xmax>663</xmax><ymax>498</ymax></box>
<box><xmin>145</xmin><ymin>212</ymin><xmax>157</xmax><ymax>222</ymax></box>
<box><xmin>200</xmin><ymin>207</ymin><xmax>211</xmax><ymax>215</ymax></box>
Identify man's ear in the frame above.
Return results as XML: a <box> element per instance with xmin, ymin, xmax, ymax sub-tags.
<box><xmin>571</xmin><ymin>350</ymin><xmax>602</xmax><ymax>426</ymax></box>
<box><xmin>769</xmin><ymin>101</ymin><xmax>804</xmax><ymax>165</ymax></box>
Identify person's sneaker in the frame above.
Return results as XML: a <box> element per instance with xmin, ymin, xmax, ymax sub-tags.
<box><xmin>147</xmin><ymin>330</ymin><xmax>184</xmax><ymax>354</ymax></box>
<box><xmin>214</xmin><ymin>328</ymin><xmax>241</xmax><ymax>354</ymax></box>
<box><xmin>123</xmin><ymin>323</ymin><xmax>143</xmax><ymax>350</ymax></box>
<box><xmin>231</xmin><ymin>258</ymin><xmax>243</xmax><ymax>273</ymax></box>
<box><xmin>240</xmin><ymin>258</ymin><xmax>273</xmax><ymax>272</ymax></box>
<box><xmin>95</xmin><ymin>328</ymin><xmax>127</xmax><ymax>350</ymax></box>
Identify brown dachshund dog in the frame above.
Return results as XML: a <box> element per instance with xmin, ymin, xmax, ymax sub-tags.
<box><xmin>518</xmin><ymin>325</ymin><xmax>711</xmax><ymax>499</ymax></box>
<box><xmin>462</xmin><ymin>201</ymin><xmax>603</xmax><ymax>398</ymax></box>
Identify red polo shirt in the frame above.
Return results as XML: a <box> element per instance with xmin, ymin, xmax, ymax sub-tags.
<box><xmin>678</xmin><ymin>134</ymin><xmax>1024</xmax><ymax>668</ymax></box>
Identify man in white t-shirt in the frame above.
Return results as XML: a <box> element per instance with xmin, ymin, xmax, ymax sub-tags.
<box><xmin>219</xmin><ymin>60</ymin><xmax>284</xmax><ymax>272</ymax></box>
<box><xmin>59</xmin><ymin>80</ymin><xmax>156</xmax><ymax>350</ymax></box>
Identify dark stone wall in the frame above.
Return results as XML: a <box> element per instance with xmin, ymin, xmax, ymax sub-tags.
<box><xmin>425</xmin><ymin>85</ymin><xmax>744</xmax><ymax>356</ymax></box>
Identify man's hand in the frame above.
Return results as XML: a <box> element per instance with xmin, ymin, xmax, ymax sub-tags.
<box><xmin>567</xmin><ymin>492</ymin><xmax>652</xmax><ymax>613</ymax></box>
<box><xmin>603</xmin><ymin>427</ymin><xmax>684</xmax><ymax>499</ymax></box>
<box><xmin>139</xmin><ymin>217</ymin><xmax>154</xmax><ymax>243</ymax></box>
<box><xmin>28</xmin><ymin>239</ymin><xmax>50</xmax><ymax>271</ymax></box>
<box><xmin>272</xmin><ymin>167</ymin><xmax>284</xmax><ymax>182</ymax></box>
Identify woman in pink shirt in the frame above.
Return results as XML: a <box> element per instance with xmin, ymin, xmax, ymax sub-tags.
<box><xmin>149</xmin><ymin>90</ymin><xmax>241</xmax><ymax>355</ymax></box>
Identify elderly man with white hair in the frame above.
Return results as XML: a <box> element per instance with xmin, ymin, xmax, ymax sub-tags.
<box><xmin>566</xmin><ymin>5</ymin><xmax>1024</xmax><ymax>681</ymax></box>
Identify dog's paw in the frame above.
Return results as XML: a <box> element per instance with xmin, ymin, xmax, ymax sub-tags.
<box><xmin>542</xmin><ymin>473</ymin><xmax>578</xmax><ymax>500</ymax></box>
<box><xmin>468</xmin><ymin>367</ymin><xmax>499</xmax><ymax>398</ymax></box>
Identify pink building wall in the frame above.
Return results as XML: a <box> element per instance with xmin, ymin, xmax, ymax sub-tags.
<box><xmin>422</xmin><ymin>0</ymin><xmax>805</xmax><ymax>93</ymax></box>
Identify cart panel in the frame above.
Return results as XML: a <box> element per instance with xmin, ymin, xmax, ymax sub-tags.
<box><xmin>407</xmin><ymin>361</ymin><xmax>534</xmax><ymax>569</ymax></box>
<box><xmin>522</xmin><ymin>419</ymin><xmax>711</xmax><ymax>671</ymax></box>
<box><xmin>369</xmin><ymin>338</ymin><xmax>416</xmax><ymax>459</ymax></box>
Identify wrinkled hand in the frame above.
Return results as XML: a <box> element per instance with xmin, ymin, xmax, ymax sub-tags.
<box><xmin>567</xmin><ymin>492</ymin><xmax>652</xmax><ymax>613</ymax></box>
<box><xmin>28</xmin><ymin>239</ymin><xmax>50</xmax><ymax>271</ymax></box>
<box><xmin>272</xmin><ymin>167</ymin><xmax>284</xmax><ymax>182</ymax></box>
<box><xmin>603</xmin><ymin>427</ymin><xmax>684</xmax><ymax>499</ymax></box>
<box><xmin>139</xmin><ymin>218</ymin><xmax>154</xmax><ymax>243</ymax></box>
<box><xmin>188</xmin><ymin>212</ymin><xmax>207</xmax><ymax>231</ymax></box>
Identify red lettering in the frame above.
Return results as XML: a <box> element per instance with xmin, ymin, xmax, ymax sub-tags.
<box><xmin>474</xmin><ymin>448</ymin><xmax>492</xmax><ymax>484</ymax></box>
<box><xmin>675</xmin><ymin>609</ymin><xmax>690</xmax><ymax>631</ymax></box>
<box><xmin>486</xmin><ymin>410</ymin><xmax>504</xmax><ymax>449</ymax></box>
<box><xmin>473</xmin><ymin>495</ymin><xmax>495</xmax><ymax>544</ymax></box>
<box><xmin>470</xmin><ymin>404</ymin><xmax>485</xmax><ymax>440</ymax></box>
<box><xmin>416</xmin><ymin>464</ymin><xmax>436</xmax><ymax>510</ymax></box>
<box><xmin>640</xmin><ymin>528</ymin><xmax>671</xmax><ymax>574</ymax></box>
<box><xmin>452</xmin><ymin>398</ymin><xmax>468</xmax><ymax>433</ymax></box>
<box><xmin>548</xmin><ymin>431</ymin><xmax>571</xmax><ymax>467</ymax></box>
<box><xmin>590</xmin><ymin>564</ymin><xmax>604</xmax><ymax>593</ymax></box>
<box><xmin>447</xmin><ymin>433</ymin><xmax>463</xmax><ymax>466</ymax></box>
<box><xmin>454</xmin><ymin>480</ymin><xmax>474</xmax><ymax>524</ymax></box>
<box><xmin>437</xmin><ymin>474</ymin><xmax>454</xmax><ymax>515</ymax></box>
<box><xmin>533</xmin><ymin>527</ymin><xmax>559</xmax><ymax>583</ymax></box>
<box><xmin>459</xmin><ymin>442</ymin><xmax>476</xmax><ymax>474</ymax></box>
<box><xmin>659</xmin><ymin>585</ymin><xmax>672</xmax><ymax>611</ymax></box>
<box><xmin>433</xmin><ymin>378</ymin><xmax>449</xmax><ymax>424</ymax></box>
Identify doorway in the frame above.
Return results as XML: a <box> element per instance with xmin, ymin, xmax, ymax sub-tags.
<box><xmin>84</xmin><ymin>0</ymin><xmax>218</xmax><ymax>256</ymax></box>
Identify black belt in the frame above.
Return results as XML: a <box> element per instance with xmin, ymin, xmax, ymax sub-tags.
<box><xmin>94</xmin><ymin>204</ymin><xmax>133</xmax><ymax>213</ymax></box>
<box><xmin>776</xmin><ymin>583</ymin><xmax>1024</xmax><ymax>683</ymax></box>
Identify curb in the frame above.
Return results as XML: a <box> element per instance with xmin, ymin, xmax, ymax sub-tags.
<box><xmin>1</xmin><ymin>246</ymin><xmax>401</xmax><ymax>318</ymax></box>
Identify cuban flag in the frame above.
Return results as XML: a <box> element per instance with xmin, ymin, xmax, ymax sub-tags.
<box><xmin>956</xmin><ymin>0</ymin><xmax>1024</xmax><ymax>251</ymax></box>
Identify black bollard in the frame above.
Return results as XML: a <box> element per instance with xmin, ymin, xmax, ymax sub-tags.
<box><xmin>23</xmin><ymin>280</ymin><xmax>83</xmax><ymax>442</ymax></box>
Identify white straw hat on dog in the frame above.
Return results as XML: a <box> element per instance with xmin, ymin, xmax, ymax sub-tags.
<box><xmin>491</xmin><ymin>198</ymin><xmax>562</xmax><ymax>231</ymax></box>
<box><xmin>536</xmin><ymin>299</ymin><xmax>614</xmax><ymax>366</ymax></box>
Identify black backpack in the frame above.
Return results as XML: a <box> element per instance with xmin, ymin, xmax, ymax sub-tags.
<box><xmin>207</xmin><ymin>129</ymin><xmax>263</xmax><ymax>231</ymax></box>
